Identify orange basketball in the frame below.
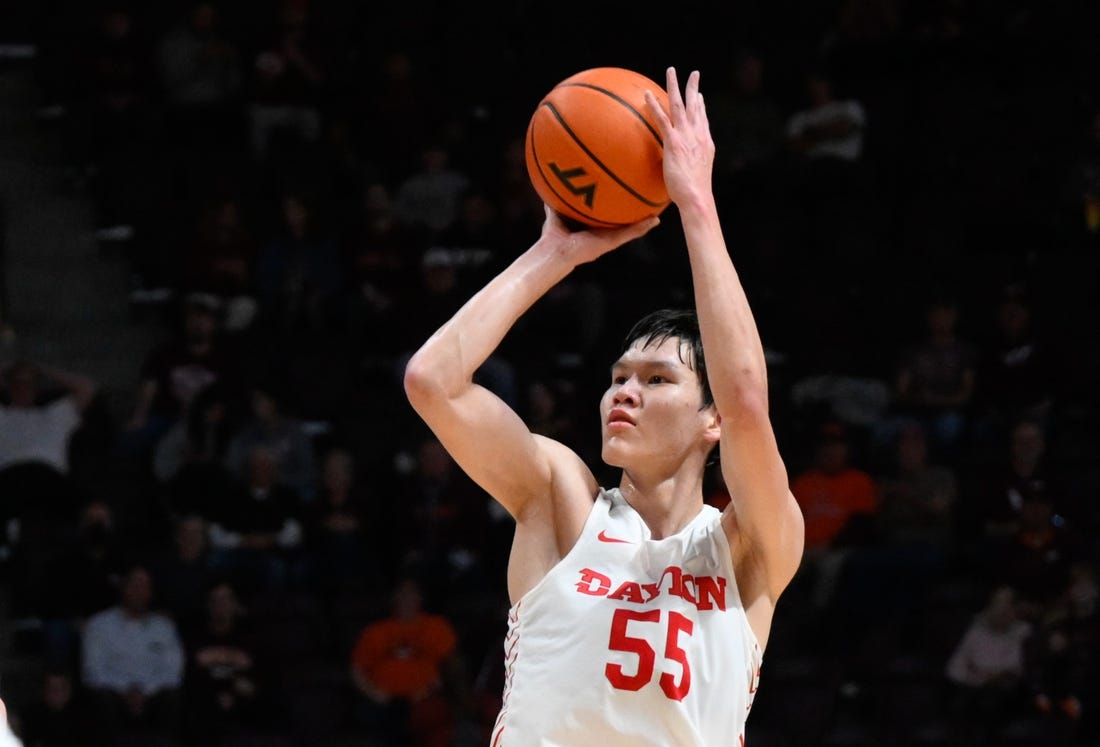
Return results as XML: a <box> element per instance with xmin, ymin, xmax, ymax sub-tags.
<box><xmin>525</xmin><ymin>67</ymin><xmax>671</xmax><ymax>228</ymax></box>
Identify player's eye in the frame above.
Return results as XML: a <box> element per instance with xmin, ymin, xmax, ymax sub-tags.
<box><xmin>648</xmin><ymin>375</ymin><xmax>666</xmax><ymax>385</ymax></box>
<box><xmin>612</xmin><ymin>376</ymin><xmax>628</xmax><ymax>385</ymax></box>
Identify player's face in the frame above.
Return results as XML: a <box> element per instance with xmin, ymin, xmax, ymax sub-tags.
<box><xmin>600</xmin><ymin>336</ymin><xmax>716</xmax><ymax>470</ymax></box>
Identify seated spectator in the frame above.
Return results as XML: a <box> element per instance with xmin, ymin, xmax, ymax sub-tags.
<box><xmin>181</xmin><ymin>196</ymin><xmax>260</xmax><ymax>331</ymax></box>
<box><xmin>125</xmin><ymin>292</ymin><xmax>242</xmax><ymax>456</ymax></box>
<box><xmin>80</xmin><ymin>563</ymin><xmax>185</xmax><ymax>742</ymax></box>
<box><xmin>245</xmin><ymin>0</ymin><xmax>326</xmax><ymax>161</ymax></box>
<box><xmin>945</xmin><ymin>586</ymin><xmax>1033</xmax><ymax>741</ymax></box>
<box><xmin>155</xmin><ymin>2</ymin><xmax>244</xmax><ymax>150</ymax></box>
<box><xmin>0</xmin><ymin>359</ymin><xmax>98</xmax><ymax>612</ymax></box>
<box><xmin>973</xmin><ymin>283</ymin><xmax>1057</xmax><ymax>451</ymax></box>
<box><xmin>964</xmin><ymin>417</ymin><xmax>1073</xmax><ymax>541</ymax></box>
<box><xmin>790</xmin><ymin>421</ymin><xmax>879</xmax><ymax>615</ymax></box>
<box><xmin>349</xmin><ymin>576</ymin><xmax>459</xmax><ymax>747</ymax></box>
<box><xmin>0</xmin><ymin>359</ymin><xmax>98</xmax><ymax>475</ymax></box>
<box><xmin>1026</xmin><ymin>563</ymin><xmax>1098</xmax><ymax>729</ymax></box>
<box><xmin>304</xmin><ymin>447</ymin><xmax>376</xmax><ymax>599</ymax></box>
<box><xmin>154</xmin><ymin>379</ymin><xmax>238</xmax><ymax>487</ymax></box>
<box><xmin>38</xmin><ymin>500</ymin><xmax>128</xmax><ymax>668</ymax></box>
<box><xmin>225</xmin><ymin>377</ymin><xmax>315</xmax><ymax>502</ymax></box>
<box><xmin>149</xmin><ymin>514</ymin><xmax>216</xmax><ymax>635</ymax></box>
<box><xmin>875</xmin><ymin>294</ymin><xmax>978</xmax><ymax>463</ymax></box>
<box><xmin>392</xmin><ymin>145</ymin><xmax>471</xmax><ymax>239</ymax></box>
<box><xmin>183</xmin><ymin>580</ymin><xmax>269</xmax><ymax>746</ymax></box>
<box><xmin>13</xmin><ymin>667</ymin><xmax>104</xmax><ymax>747</ymax></box>
<box><xmin>875</xmin><ymin>420</ymin><xmax>958</xmax><ymax>547</ymax></box>
<box><xmin>391</xmin><ymin>436</ymin><xmax>494</xmax><ymax>604</ymax></box>
<box><xmin>208</xmin><ymin>445</ymin><xmax>304</xmax><ymax>594</ymax></box>
<box><xmin>792</xmin><ymin>421</ymin><xmax>879</xmax><ymax>553</ymax></box>
<box><xmin>253</xmin><ymin>190</ymin><xmax>343</xmax><ymax>334</ymax></box>
<box><xmin>994</xmin><ymin>494</ymin><xmax>1086</xmax><ymax>610</ymax></box>
<box><xmin>786</xmin><ymin>67</ymin><xmax>866</xmax><ymax>164</ymax></box>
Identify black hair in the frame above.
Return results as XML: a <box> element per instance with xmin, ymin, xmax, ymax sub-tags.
<box><xmin>619</xmin><ymin>309</ymin><xmax>713</xmax><ymax>409</ymax></box>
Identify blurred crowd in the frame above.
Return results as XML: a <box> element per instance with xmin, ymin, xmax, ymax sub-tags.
<box><xmin>0</xmin><ymin>1</ymin><xmax>1098</xmax><ymax>746</ymax></box>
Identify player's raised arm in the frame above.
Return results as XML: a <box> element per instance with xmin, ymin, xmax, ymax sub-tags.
<box><xmin>646</xmin><ymin>68</ymin><xmax>804</xmax><ymax>602</ymax></box>
<box><xmin>403</xmin><ymin>207</ymin><xmax>658</xmax><ymax>519</ymax></box>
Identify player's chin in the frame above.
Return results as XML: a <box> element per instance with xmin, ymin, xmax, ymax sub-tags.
<box><xmin>601</xmin><ymin>441</ymin><xmax>628</xmax><ymax>468</ymax></box>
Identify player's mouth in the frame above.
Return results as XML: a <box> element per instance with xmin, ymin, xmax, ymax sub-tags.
<box><xmin>607</xmin><ymin>409</ymin><xmax>636</xmax><ymax>429</ymax></box>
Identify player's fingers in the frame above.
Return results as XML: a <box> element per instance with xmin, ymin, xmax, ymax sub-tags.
<box><xmin>665</xmin><ymin>67</ymin><xmax>684</xmax><ymax>119</ymax></box>
<box><xmin>644</xmin><ymin>90</ymin><xmax>671</xmax><ymax>136</ymax></box>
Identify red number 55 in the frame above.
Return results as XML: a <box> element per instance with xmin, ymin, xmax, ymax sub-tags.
<box><xmin>605</xmin><ymin>608</ymin><xmax>694</xmax><ymax>701</ymax></box>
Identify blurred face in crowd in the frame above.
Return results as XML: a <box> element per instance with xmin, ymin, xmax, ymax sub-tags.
<box><xmin>418</xmin><ymin>438</ymin><xmax>452</xmax><ymax>481</ymax></box>
<box><xmin>176</xmin><ymin>515</ymin><xmax>207</xmax><ymax>561</ymax></box>
<box><xmin>184</xmin><ymin>304</ymin><xmax>218</xmax><ymax>343</ymax></box>
<box><xmin>393</xmin><ymin>579</ymin><xmax>423</xmax><ymax>620</ymax></box>
<box><xmin>986</xmin><ymin>587</ymin><xmax>1018</xmax><ymax>631</ymax></box>
<box><xmin>926</xmin><ymin>301</ymin><xmax>958</xmax><ymax>338</ymax></box>
<box><xmin>208</xmin><ymin>582</ymin><xmax>242</xmax><ymax>627</ymax></box>
<box><xmin>248</xmin><ymin>447</ymin><xmax>279</xmax><ymax>489</ymax></box>
<box><xmin>322</xmin><ymin>449</ymin><xmax>354</xmax><ymax>498</ymax></box>
<box><xmin>1010</xmin><ymin>421</ymin><xmax>1044</xmax><ymax>466</ymax></box>
<box><xmin>122</xmin><ymin>567</ymin><xmax>153</xmax><ymax>616</ymax></box>
<box><xmin>6</xmin><ymin>362</ymin><xmax>37</xmax><ymax>408</ymax></box>
<box><xmin>735</xmin><ymin>54</ymin><xmax>764</xmax><ymax>95</ymax></box>
<box><xmin>43</xmin><ymin>673</ymin><xmax>73</xmax><ymax>712</ymax></box>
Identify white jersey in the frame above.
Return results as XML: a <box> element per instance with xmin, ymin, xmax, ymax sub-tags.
<box><xmin>491</xmin><ymin>488</ymin><xmax>762</xmax><ymax>747</ymax></box>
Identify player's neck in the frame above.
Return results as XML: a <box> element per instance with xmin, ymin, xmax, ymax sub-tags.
<box><xmin>618</xmin><ymin>470</ymin><xmax>706</xmax><ymax>540</ymax></box>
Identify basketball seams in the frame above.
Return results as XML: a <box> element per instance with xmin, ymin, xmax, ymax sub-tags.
<box><xmin>555</xmin><ymin>82</ymin><xmax>665</xmax><ymax>147</ymax></box>
<box><xmin>527</xmin><ymin>120</ymin><xmax>622</xmax><ymax>228</ymax></box>
<box><xmin>540</xmin><ymin>100</ymin><xmax>666</xmax><ymax>210</ymax></box>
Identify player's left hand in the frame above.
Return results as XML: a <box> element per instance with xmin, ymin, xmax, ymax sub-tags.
<box><xmin>645</xmin><ymin>67</ymin><xmax>715</xmax><ymax>208</ymax></box>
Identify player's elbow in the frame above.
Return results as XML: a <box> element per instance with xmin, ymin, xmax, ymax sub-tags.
<box><xmin>403</xmin><ymin>352</ymin><xmax>442</xmax><ymax>410</ymax></box>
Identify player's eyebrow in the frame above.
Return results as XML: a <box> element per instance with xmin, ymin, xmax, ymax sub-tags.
<box><xmin>610</xmin><ymin>358</ymin><xmax>683</xmax><ymax>375</ymax></box>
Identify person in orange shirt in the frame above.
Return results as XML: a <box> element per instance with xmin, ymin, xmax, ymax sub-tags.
<box><xmin>790</xmin><ymin>422</ymin><xmax>878</xmax><ymax>611</ymax></box>
<box><xmin>349</xmin><ymin>576</ymin><xmax>458</xmax><ymax>747</ymax></box>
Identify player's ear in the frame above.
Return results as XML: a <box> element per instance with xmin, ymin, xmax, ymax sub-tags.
<box><xmin>703</xmin><ymin>407</ymin><xmax>721</xmax><ymax>445</ymax></box>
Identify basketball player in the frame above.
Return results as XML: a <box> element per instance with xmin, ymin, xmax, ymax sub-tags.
<box><xmin>404</xmin><ymin>67</ymin><xmax>804</xmax><ymax>746</ymax></box>
<box><xmin>0</xmin><ymin>699</ymin><xmax>22</xmax><ymax>747</ymax></box>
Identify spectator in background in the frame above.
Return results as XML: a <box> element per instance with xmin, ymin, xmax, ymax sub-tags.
<box><xmin>154</xmin><ymin>379</ymin><xmax>238</xmax><ymax>487</ymax></box>
<box><xmin>974</xmin><ymin>284</ymin><xmax>1056</xmax><ymax>450</ymax></box>
<box><xmin>1026</xmin><ymin>562</ymin><xmax>1098</xmax><ymax>731</ymax></box>
<box><xmin>245</xmin><ymin>0</ymin><xmax>326</xmax><ymax>161</ymax></box>
<box><xmin>966</xmin><ymin>417</ymin><xmax>1071</xmax><ymax>542</ymax></box>
<box><xmin>875</xmin><ymin>420</ymin><xmax>957</xmax><ymax>548</ymax></box>
<box><xmin>791</xmin><ymin>421</ymin><xmax>878</xmax><ymax>612</ymax></box>
<box><xmin>156</xmin><ymin>2</ymin><xmax>244</xmax><ymax>150</ymax></box>
<box><xmin>0</xmin><ymin>358</ymin><xmax>97</xmax><ymax>592</ymax></box>
<box><xmin>0</xmin><ymin>358</ymin><xmax>98</xmax><ymax>476</ymax></box>
<box><xmin>349</xmin><ymin>576</ymin><xmax>459</xmax><ymax>747</ymax></box>
<box><xmin>304</xmin><ymin>447</ymin><xmax>376</xmax><ymax>600</ymax></box>
<box><xmin>38</xmin><ymin>501</ymin><xmax>127</xmax><ymax>668</ymax></box>
<box><xmin>994</xmin><ymin>494</ymin><xmax>1085</xmax><ymax>611</ymax></box>
<box><xmin>182</xmin><ymin>196</ymin><xmax>260</xmax><ymax>331</ymax></box>
<box><xmin>225</xmin><ymin>377</ymin><xmax>315</xmax><ymax>502</ymax></box>
<box><xmin>149</xmin><ymin>514</ymin><xmax>216</xmax><ymax>636</ymax></box>
<box><xmin>207</xmin><ymin>445</ymin><xmax>304</xmax><ymax>594</ymax></box>
<box><xmin>945</xmin><ymin>586</ymin><xmax>1033</xmax><ymax>742</ymax></box>
<box><xmin>393</xmin><ymin>146</ymin><xmax>471</xmax><ymax>239</ymax></box>
<box><xmin>183</xmin><ymin>580</ymin><xmax>268</xmax><ymax>746</ymax></box>
<box><xmin>12</xmin><ymin>667</ymin><xmax>103</xmax><ymax>747</ymax></box>
<box><xmin>126</xmin><ymin>292</ymin><xmax>241</xmax><ymax>456</ymax></box>
<box><xmin>707</xmin><ymin>48</ymin><xmax>786</xmax><ymax>190</ymax></box>
<box><xmin>81</xmin><ymin>563</ymin><xmax>185</xmax><ymax>742</ymax></box>
<box><xmin>786</xmin><ymin>67</ymin><xmax>866</xmax><ymax>164</ymax></box>
<box><xmin>876</xmin><ymin>294</ymin><xmax>977</xmax><ymax>463</ymax></box>
<box><xmin>254</xmin><ymin>190</ymin><xmax>343</xmax><ymax>334</ymax></box>
<box><xmin>391</xmin><ymin>436</ymin><xmax>493</xmax><ymax>604</ymax></box>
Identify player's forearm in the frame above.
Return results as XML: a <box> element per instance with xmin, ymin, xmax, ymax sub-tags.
<box><xmin>680</xmin><ymin>196</ymin><xmax>769</xmax><ymax>403</ymax></box>
<box><xmin>405</xmin><ymin>239</ymin><xmax>576</xmax><ymax>401</ymax></box>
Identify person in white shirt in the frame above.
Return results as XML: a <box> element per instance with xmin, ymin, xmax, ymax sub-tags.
<box><xmin>81</xmin><ymin>563</ymin><xmax>185</xmax><ymax>738</ymax></box>
<box><xmin>786</xmin><ymin>69</ymin><xmax>866</xmax><ymax>162</ymax></box>
<box><xmin>0</xmin><ymin>359</ymin><xmax>97</xmax><ymax>474</ymax></box>
<box><xmin>404</xmin><ymin>67</ymin><xmax>805</xmax><ymax>746</ymax></box>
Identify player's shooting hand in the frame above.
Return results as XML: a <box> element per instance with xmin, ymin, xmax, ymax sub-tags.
<box><xmin>645</xmin><ymin>67</ymin><xmax>715</xmax><ymax>208</ymax></box>
<box><xmin>538</xmin><ymin>205</ymin><xmax>659</xmax><ymax>265</ymax></box>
